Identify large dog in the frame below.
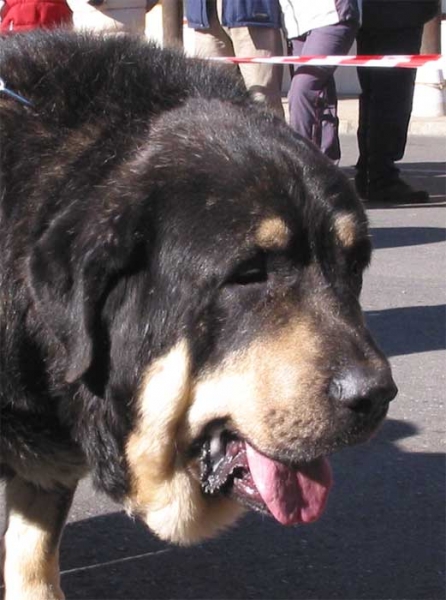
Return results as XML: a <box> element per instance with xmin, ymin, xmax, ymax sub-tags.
<box><xmin>0</xmin><ymin>31</ymin><xmax>397</xmax><ymax>599</ymax></box>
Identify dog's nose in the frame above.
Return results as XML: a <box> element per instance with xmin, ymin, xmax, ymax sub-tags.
<box><xmin>328</xmin><ymin>366</ymin><xmax>398</xmax><ymax>412</ymax></box>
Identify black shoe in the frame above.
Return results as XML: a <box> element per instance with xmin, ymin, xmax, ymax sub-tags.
<box><xmin>368</xmin><ymin>179</ymin><xmax>430</xmax><ymax>204</ymax></box>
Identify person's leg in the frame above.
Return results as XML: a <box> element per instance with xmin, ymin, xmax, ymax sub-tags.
<box><xmin>355</xmin><ymin>27</ymin><xmax>374</xmax><ymax>196</ymax></box>
<box><xmin>68</xmin><ymin>0</ymin><xmax>146</xmax><ymax>33</ymax></box>
<box><xmin>288</xmin><ymin>35</ymin><xmax>311</xmax><ymax>134</ymax></box>
<box><xmin>363</xmin><ymin>27</ymin><xmax>421</xmax><ymax>187</ymax></box>
<box><xmin>321</xmin><ymin>72</ymin><xmax>341</xmax><ymax>160</ymax></box>
<box><xmin>192</xmin><ymin>0</ymin><xmax>234</xmax><ymax>59</ymax></box>
<box><xmin>229</xmin><ymin>25</ymin><xmax>285</xmax><ymax>117</ymax></box>
<box><xmin>356</xmin><ymin>25</ymin><xmax>427</xmax><ymax>201</ymax></box>
<box><xmin>288</xmin><ymin>21</ymin><xmax>357</xmax><ymax>161</ymax></box>
<box><xmin>191</xmin><ymin>0</ymin><xmax>244</xmax><ymax>92</ymax></box>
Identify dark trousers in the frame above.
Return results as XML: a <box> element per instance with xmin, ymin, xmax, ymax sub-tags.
<box><xmin>288</xmin><ymin>21</ymin><xmax>357</xmax><ymax>162</ymax></box>
<box><xmin>356</xmin><ymin>25</ymin><xmax>424</xmax><ymax>188</ymax></box>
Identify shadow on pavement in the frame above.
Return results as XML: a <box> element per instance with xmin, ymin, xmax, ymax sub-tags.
<box><xmin>366</xmin><ymin>304</ymin><xmax>446</xmax><ymax>357</ymax></box>
<box><xmin>401</xmin><ymin>162</ymin><xmax>445</xmax><ymax>174</ymax></box>
<box><xmin>60</xmin><ymin>419</ymin><xmax>445</xmax><ymax>600</ymax></box>
<box><xmin>370</xmin><ymin>226</ymin><xmax>445</xmax><ymax>250</ymax></box>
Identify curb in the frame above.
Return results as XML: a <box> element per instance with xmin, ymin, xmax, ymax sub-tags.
<box><xmin>282</xmin><ymin>98</ymin><xmax>446</xmax><ymax>136</ymax></box>
<box><xmin>339</xmin><ymin>114</ymin><xmax>446</xmax><ymax>137</ymax></box>
<box><xmin>337</xmin><ymin>96</ymin><xmax>446</xmax><ymax>136</ymax></box>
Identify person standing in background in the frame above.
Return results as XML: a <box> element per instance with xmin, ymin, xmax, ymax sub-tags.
<box><xmin>185</xmin><ymin>0</ymin><xmax>284</xmax><ymax>117</ymax></box>
<box><xmin>280</xmin><ymin>0</ymin><xmax>359</xmax><ymax>162</ymax></box>
<box><xmin>355</xmin><ymin>0</ymin><xmax>439</xmax><ymax>203</ymax></box>
<box><xmin>0</xmin><ymin>0</ymin><xmax>71</xmax><ymax>32</ymax></box>
<box><xmin>67</xmin><ymin>0</ymin><xmax>155</xmax><ymax>34</ymax></box>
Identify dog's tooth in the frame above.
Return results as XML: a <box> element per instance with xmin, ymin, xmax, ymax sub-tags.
<box><xmin>209</xmin><ymin>426</ymin><xmax>225</xmax><ymax>458</ymax></box>
<box><xmin>210</xmin><ymin>434</ymin><xmax>223</xmax><ymax>459</ymax></box>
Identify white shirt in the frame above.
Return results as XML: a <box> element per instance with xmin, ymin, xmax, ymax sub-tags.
<box><xmin>279</xmin><ymin>0</ymin><xmax>356</xmax><ymax>38</ymax></box>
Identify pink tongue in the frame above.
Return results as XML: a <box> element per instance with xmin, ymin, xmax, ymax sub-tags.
<box><xmin>245</xmin><ymin>443</ymin><xmax>332</xmax><ymax>525</ymax></box>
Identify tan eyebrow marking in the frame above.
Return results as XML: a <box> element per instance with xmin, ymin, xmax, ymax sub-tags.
<box><xmin>334</xmin><ymin>213</ymin><xmax>358</xmax><ymax>248</ymax></box>
<box><xmin>255</xmin><ymin>217</ymin><xmax>291</xmax><ymax>250</ymax></box>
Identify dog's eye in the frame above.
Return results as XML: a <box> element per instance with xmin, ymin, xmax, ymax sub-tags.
<box><xmin>350</xmin><ymin>260</ymin><xmax>362</xmax><ymax>278</ymax></box>
<box><xmin>349</xmin><ymin>260</ymin><xmax>363</xmax><ymax>293</ymax></box>
<box><xmin>225</xmin><ymin>253</ymin><xmax>268</xmax><ymax>286</ymax></box>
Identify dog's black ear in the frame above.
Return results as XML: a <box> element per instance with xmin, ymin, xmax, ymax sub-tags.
<box><xmin>29</xmin><ymin>206</ymin><xmax>139</xmax><ymax>384</ymax></box>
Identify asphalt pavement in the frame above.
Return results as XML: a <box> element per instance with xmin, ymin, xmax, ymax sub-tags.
<box><xmin>1</xmin><ymin>133</ymin><xmax>445</xmax><ymax>600</ymax></box>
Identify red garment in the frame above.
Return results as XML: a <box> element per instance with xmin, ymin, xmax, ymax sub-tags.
<box><xmin>0</xmin><ymin>0</ymin><xmax>72</xmax><ymax>32</ymax></box>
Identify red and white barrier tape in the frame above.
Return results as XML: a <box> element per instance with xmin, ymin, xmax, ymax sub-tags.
<box><xmin>210</xmin><ymin>54</ymin><xmax>444</xmax><ymax>69</ymax></box>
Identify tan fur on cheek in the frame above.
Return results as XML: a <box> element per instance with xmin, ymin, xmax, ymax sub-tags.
<box><xmin>125</xmin><ymin>341</ymin><xmax>244</xmax><ymax>545</ymax></box>
<box><xmin>126</xmin><ymin>340</ymin><xmax>192</xmax><ymax>504</ymax></box>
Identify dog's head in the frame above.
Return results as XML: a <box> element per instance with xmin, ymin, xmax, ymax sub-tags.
<box><xmin>29</xmin><ymin>99</ymin><xmax>397</xmax><ymax>545</ymax></box>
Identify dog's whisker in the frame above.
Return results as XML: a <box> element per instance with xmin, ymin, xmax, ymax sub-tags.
<box><xmin>60</xmin><ymin>548</ymin><xmax>171</xmax><ymax>576</ymax></box>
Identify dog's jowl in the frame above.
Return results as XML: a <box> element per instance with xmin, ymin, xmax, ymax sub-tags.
<box><xmin>0</xmin><ymin>32</ymin><xmax>397</xmax><ymax>600</ymax></box>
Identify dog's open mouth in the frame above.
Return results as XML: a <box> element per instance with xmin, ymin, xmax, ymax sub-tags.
<box><xmin>195</xmin><ymin>428</ymin><xmax>333</xmax><ymax>525</ymax></box>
